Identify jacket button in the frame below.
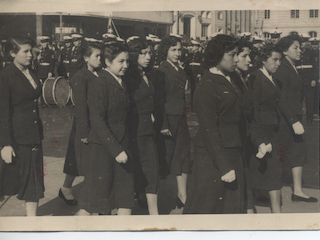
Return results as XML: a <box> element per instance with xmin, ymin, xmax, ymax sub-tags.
<box><xmin>34</xmin><ymin>99</ymin><xmax>37</xmax><ymax>102</ymax></box>
<box><xmin>33</xmin><ymin>110</ymin><xmax>36</xmax><ymax>113</ymax></box>
<box><xmin>34</xmin><ymin>120</ymin><xmax>37</xmax><ymax>123</ymax></box>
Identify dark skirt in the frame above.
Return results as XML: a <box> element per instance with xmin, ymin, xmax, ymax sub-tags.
<box><xmin>0</xmin><ymin>144</ymin><xmax>44</xmax><ymax>201</ymax></box>
<box><xmin>183</xmin><ymin>145</ymin><xmax>245</xmax><ymax>214</ymax></box>
<box><xmin>63</xmin><ymin>120</ymin><xmax>89</xmax><ymax>176</ymax></box>
<box><xmin>277</xmin><ymin>116</ymin><xmax>308</xmax><ymax>168</ymax></box>
<box><xmin>248</xmin><ymin>125</ymin><xmax>283</xmax><ymax>191</ymax></box>
<box><xmin>164</xmin><ymin>115</ymin><xmax>190</xmax><ymax>175</ymax></box>
<box><xmin>132</xmin><ymin>134</ymin><xmax>159</xmax><ymax>194</ymax></box>
<box><xmin>78</xmin><ymin>141</ymin><xmax>135</xmax><ymax>214</ymax></box>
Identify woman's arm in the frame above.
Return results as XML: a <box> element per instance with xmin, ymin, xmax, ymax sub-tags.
<box><xmin>70</xmin><ymin>71</ymin><xmax>91</xmax><ymax>139</ymax></box>
<box><xmin>87</xmin><ymin>79</ymin><xmax>124</xmax><ymax>159</ymax></box>
<box><xmin>196</xmin><ymin>80</ymin><xmax>234</xmax><ymax>177</ymax></box>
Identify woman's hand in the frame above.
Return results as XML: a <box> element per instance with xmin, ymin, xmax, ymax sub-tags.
<box><xmin>292</xmin><ymin>121</ymin><xmax>305</xmax><ymax>135</ymax></box>
<box><xmin>1</xmin><ymin>146</ymin><xmax>16</xmax><ymax>164</ymax></box>
<box><xmin>81</xmin><ymin>138</ymin><xmax>88</xmax><ymax>144</ymax></box>
<box><xmin>221</xmin><ymin>170</ymin><xmax>236</xmax><ymax>183</ymax></box>
<box><xmin>115</xmin><ymin>151</ymin><xmax>128</xmax><ymax>164</ymax></box>
<box><xmin>161</xmin><ymin>129</ymin><xmax>172</xmax><ymax>136</ymax></box>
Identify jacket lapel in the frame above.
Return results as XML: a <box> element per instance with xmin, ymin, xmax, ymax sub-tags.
<box><xmin>211</xmin><ymin>72</ymin><xmax>242</xmax><ymax>100</ymax></box>
<box><xmin>161</xmin><ymin>61</ymin><xmax>185</xmax><ymax>82</ymax></box>
<box><xmin>260</xmin><ymin>71</ymin><xmax>281</xmax><ymax>97</ymax></box>
<box><xmin>282</xmin><ymin>57</ymin><xmax>302</xmax><ymax>82</ymax></box>
<box><xmin>101</xmin><ymin>69</ymin><xmax>124</xmax><ymax>90</ymax></box>
<box><xmin>12</xmin><ymin>64</ymin><xmax>40</xmax><ymax>95</ymax></box>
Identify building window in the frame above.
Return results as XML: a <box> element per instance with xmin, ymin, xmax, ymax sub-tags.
<box><xmin>291</xmin><ymin>10</ymin><xmax>299</xmax><ymax>18</ymax></box>
<box><xmin>310</xmin><ymin>9</ymin><xmax>319</xmax><ymax>18</ymax></box>
<box><xmin>207</xmin><ymin>11</ymin><xmax>212</xmax><ymax>18</ymax></box>
<box><xmin>264</xmin><ymin>10</ymin><xmax>270</xmax><ymax>19</ymax></box>
<box><xmin>218</xmin><ymin>11</ymin><xmax>224</xmax><ymax>20</ymax></box>
<box><xmin>201</xmin><ymin>24</ymin><xmax>208</xmax><ymax>37</ymax></box>
<box><xmin>309</xmin><ymin>31</ymin><xmax>317</xmax><ymax>37</ymax></box>
<box><xmin>264</xmin><ymin>32</ymin><xmax>270</xmax><ymax>38</ymax></box>
<box><xmin>202</xmin><ymin>11</ymin><xmax>206</xmax><ymax>19</ymax></box>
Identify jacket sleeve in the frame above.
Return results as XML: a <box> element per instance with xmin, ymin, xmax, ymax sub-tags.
<box><xmin>152</xmin><ymin>70</ymin><xmax>170</xmax><ymax>130</ymax></box>
<box><xmin>275</xmin><ymin>67</ymin><xmax>300</xmax><ymax>125</ymax></box>
<box><xmin>87</xmin><ymin>79</ymin><xmax>124</xmax><ymax>159</ymax></box>
<box><xmin>49</xmin><ymin>49</ymin><xmax>55</xmax><ymax>74</ymax></box>
<box><xmin>248</xmin><ymin>74</ymin><xmax>268</xmax><ymax>147</ymax></box>
<box><xmin>71</xmin><ymin>72</ymin><xmax>90</xmax><ymax>139</ymax></box>
<box><xmin>196</xmin><ymin>80</ymin><xmax>234</xmax><ymax>177</ymax></box>
<box><xmin>0</xmin><ymin>73</ymin><xmax>13</xmax><ymax>147</ymax></box>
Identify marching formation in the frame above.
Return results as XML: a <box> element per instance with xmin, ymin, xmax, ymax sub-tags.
<box><xmin>0</xmin><ymin>30</ymin><xmax>319</xmax><ymax>216</ymax></box>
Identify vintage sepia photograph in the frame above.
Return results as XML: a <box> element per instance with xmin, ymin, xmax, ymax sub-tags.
<box><xmin>0</xmin><ymin>0</ymin><xmax>319</xmax><ymax>233</ymax></box>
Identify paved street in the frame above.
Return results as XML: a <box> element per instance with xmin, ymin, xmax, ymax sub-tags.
<box><xmin>0</xmin><ymin>92</ymin><xmax>319</xmax><ymax>216</ymax></box>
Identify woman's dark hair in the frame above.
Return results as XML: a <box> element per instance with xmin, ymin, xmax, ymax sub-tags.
<box><xmin>127</xmin><ymin>37</ymin><xmax>153</xmax><ymax>72</ymax></box>
<box><xmin>257</xmin><ymin>43</ymin><xmax>282</xmax><ymax>68</ymax></box>
<box><xmin>5</xmin><ymin>35</ymin><xmax>35</xmax><ymax>60</ymax></box>
<box><xmin>276</xmin><ymin>34</ymin><xmax>302</xmax><ymax>53</ymax></box>
<box><xmin>160</xmin><ymin>36</ymin><xmax>182</xmax><ymax>61</ymax></box>
<box><xmin>237</xmin><ymin>38</ymin><xmax>252</xmax><ymax>54</ymax></box>
<box><xmin>203</xmin><ymin>34</ymin><xmax>238</xmax><ymax>69</ymax></box>
<box><xmin>101</xmin><ymin>42</ymin><xmax>129</xmax><ymax>68</ymax></box>
<box><xmin>77</xmin><ymin>43</ymin><xmax>101</xmax><ymax>70</ymax></box>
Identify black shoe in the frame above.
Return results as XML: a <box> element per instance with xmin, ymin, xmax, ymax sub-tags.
<box><xmin>291</xmin><ymin>194</ymin><xmax>318</xmax><ymax>203</ymax></box>
<box><xmin>176</xmin><ymin>196</ymin><xmax>185</xmax><ymax>209</ymax></box>
<box><xmin>59</xmin><ymin>188</ymin><xmax>78</xmax><ymax>205</ymax></box>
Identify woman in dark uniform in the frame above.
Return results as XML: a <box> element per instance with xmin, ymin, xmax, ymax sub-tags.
<box><xmin>59</xmin><ymin>43</ymin><xmax>101</xmax><ymax>205</ymax></box>
<box><xmin>77</xmin><ymin>43</ymin><xmax>134</xmax><ymax>215</ymax></box>
<box><xmin>248</xmin><ymin>44</ymin><xmax>283</xmax><ymax>213</ymax></box>
<box><xmin>124</xmin><ymin>37</ymin><xmax>159</xmax><ymax>215</ymax></box>
<box><xmin>0</xmin><ymin>35</ymin><xmax>44</xmax><ymax>216</ymax></box>
<box><xmin>275</xmin><ymin>35</ymin><xmax>317</xmax><ymax>202</ymax></box>
<box><xmin>153</xmin><ymin>35</ymin><xmax>190</xmax><ymax>208</ymax></box>
<box><xmin>183</xmin><ymin>35</ymin><xmax>245</xmax><ymax>214</ymax></box>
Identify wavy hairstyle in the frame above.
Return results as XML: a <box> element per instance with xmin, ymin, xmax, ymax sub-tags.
<box><xmin>160</xmin><ymin>35</ymin><xmax>182</xmax><ymax>61</ymax></box>
<box><xmin>76</xmin><ymin>43</ymin><xmax>102</xmax><ymax>70</ymax></box>
<box><xmin>5</xmin><ymin>35</ymin><xmax>35</xmax><ymax>61</ymax></box>
<box><xmin>276</xmin><ymin>34</ymin><xmax>302</xmax><ymax>53</ymax></box>
<box><xmin>257</xmin><ymin>43</ymin><xmax>282</xmax><ymax>68</ymax></box>
<box><xmin>127</xmin><ymin>37</ymin><xmax>153</xmax><ymax>73</ymax></box>
<box><xmin>101</xmin><ymin>42</ymin><xmax>129</xmax><ymax>68</ymax></box>
<box><xmin>203</xmin><ymin>34</ymin><xmax>238</xmax><ymax>69</ymax></box>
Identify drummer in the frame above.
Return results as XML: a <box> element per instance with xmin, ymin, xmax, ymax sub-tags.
<box><xmin>60</xmin><ymin>36</ymin><xmax>73</xmax><ymax>78</ymax></box>
<box><xmin>69</xmin><ymin>34</ymin><xmax>83</xmax><ymax>79</ymax></box>
<box><xmin>36</xmin><ymin>36</ymin><xmax>55</xmax><ymax>83</ymax></box>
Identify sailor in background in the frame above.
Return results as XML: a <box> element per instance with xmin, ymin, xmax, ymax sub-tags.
<box><xmin>251</xmin><ymin>36</ymin><xmax>265</xmax><ymax>69</ymax></box>
<box><xmin>36</xmin><ymin>36</ymin><xmax>55</xmax><ymax>83</ymax></box>
<box><xmin>269</xmin><ymin>29</ymin><xmax>282</xmax><ymax>45</ymax></box>
<box><xmin>60</xmin><ymin>36</ymin><xmax>73</xmax><ymax>78</ymax></box>
<box><xmin>296</xmin><ymin>34</ymin><xmax>317</xmax><ymax>123</ymax></box>
<box><xmin>189</xmin><ymin>40</ymin><xmax>203</xmax><ymax>110</ymax></box>
<box><xmin>102</xmin><ymin>33</ymin><xmax>117</xmax><ymax>45</ymax></box>
<box><xmin>69</xmin><ymin>34</ymin><xmax>82</xmax><ymax>79</ymax></box>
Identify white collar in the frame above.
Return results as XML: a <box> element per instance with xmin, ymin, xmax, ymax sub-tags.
<box><xmin>166</xmin><ymin>59</ymin><xmax>179</xmax><ymax>70</ymax></box>
<box><xmin>260</xmin><ymin>67</ymin><xmax>276</xmax><ymax>86</ymax></box>
<box><xmin>104</xmin><ymin>68</ymin><xmax>123</xmax><ymax>87</ymax></box>
<box><xmin>209</xmin><ymin>67</ymin><xmax>231</xmax><ymax>83</ymax></box>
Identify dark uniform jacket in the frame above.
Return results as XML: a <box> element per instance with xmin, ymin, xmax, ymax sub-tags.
<box><xmin>193</xmin><ymin>70</ymin><xmax>242</xmax><ymax>176</ymax></box>
<box><xmin>69</xmin><ymin>45</ymin><xmax>81</xmax><ymax>79</ymax></box>
<box><xmin>189</xmin><ymin>50</ymin><xmax>203</xmax><ymax>78</ymax></box>
<box><xmin>274</xmin><ymin>57</ymin><xmax>303</xmax><ymax>125</ymax></box>
<box><xmin>36</xmin><ymin>46</ymin><xmax>55</xmax><ymax>80</ymax></box>
<box><xmin>248</xmin><ymin>69</ymin><xmax>281</xmax><ymax>147</ymax></box>
<box><xmin>60</xmin><ymin>45</ymin><xmax>72</xmax><ymax>76</ymax></box>
<box><xmin>152</xmin><ymin>60</ymin><xmax>187</xmax><ymax>130</ymax></box>
<box><xmin>87</xmin><ymin>69</ymin><xmax>129</xmax><ymax>159</ymax></box>
<box><xmin>296</xmin><ymin>48</ymin><xmax>316</xmax><ymax>87</ymax></box>
<box><xmin>0</xmin><ymin>63</ymin><xmax>43</xmax><ymax>147</ymax></box>
<box><xmin>123</xmin><ymin>68</ymin><xmax>155</xmax><ymax>137</ymax></box>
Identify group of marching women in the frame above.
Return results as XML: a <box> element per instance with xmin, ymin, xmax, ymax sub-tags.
<box><xmin>0</xmin><ymin>32</ymin><xmax>318</xmax><ymax>216</ymax></box>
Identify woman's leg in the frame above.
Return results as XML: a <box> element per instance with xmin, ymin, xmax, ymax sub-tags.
<box><xmin>269</xmin><ymin>190</ymin><xmax>281</xmax><ymax>213</ymax></box>
<box><xmin>25</xmin><ymin>201</ymin><xmax>38</xmax><ymax>216</ymax></box>
<box><xmin>146</xmin><ymin>193</ymin><xmax>159</xmax><ymax>215</ymax></box>
<box><xmin>176</xmin><ymin>173</ymin><xmax>188</xmax><ymax>204</ymax></box>
<box><xmin>292</xmin><ymin>166</ymin><xmax>310</xmax><ymax>198</ymax></box>
<box><xmin>61</xmin><ymin>174</ymin><xmax>76</xmax><ymax>200</ymax></box>
<box><xmin>117</xmin><ymin>208</ymin><xmax>131</xmax><ymax>215</ymax></box>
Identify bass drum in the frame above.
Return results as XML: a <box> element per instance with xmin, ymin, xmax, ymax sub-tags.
<box><xmin>42</xmin><ymin>76</ymin><xmax>71</xmax><ymax>107</ymax></box>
